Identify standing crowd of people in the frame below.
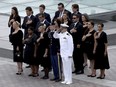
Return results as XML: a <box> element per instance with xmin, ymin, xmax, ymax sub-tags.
<box><xmin>8</xmin><ymin>2</ymin><xmax>110</xmax><ymax>85</ymax></box>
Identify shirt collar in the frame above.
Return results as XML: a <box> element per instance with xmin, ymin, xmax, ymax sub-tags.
<box><xmin>41</xmin><ymin>19</ymin><xmax>46</xmax><ymax>23</ymax></box>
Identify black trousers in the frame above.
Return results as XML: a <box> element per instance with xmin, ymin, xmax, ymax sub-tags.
<box><xmin>73</xmin><ymin>47</ymin><xmax>84</xmax><ymax>72</ymax></box>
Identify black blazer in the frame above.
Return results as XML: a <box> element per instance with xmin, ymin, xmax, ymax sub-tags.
<box><xmin>52</xmin><ymin>9</ymin><xmax>72</xmax><ymax>23</ymax></box>
<box><xmin>69</xmin><ymin>22</ymin><xmax>83</xmax><ymax>46</ymax></box>
<box><xmin>22</xmin><ymin>15</ymin><xmax>36</xmax><ymax>37</ymax></box>
<box><xmin>35</xmin><ymin>12</ymin><xmax>51</xmax><ymax>23</ymax></box>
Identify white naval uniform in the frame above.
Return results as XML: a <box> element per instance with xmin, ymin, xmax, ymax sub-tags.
<box><xmin>53</xmin><ymin>31</ymin><xmax>74</xmax><ymax>83</ymax></box>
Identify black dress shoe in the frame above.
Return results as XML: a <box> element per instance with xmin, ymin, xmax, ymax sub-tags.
<box><xmin>55</xmin><ymin>79</ymin><xmax>62</xmax><ymax>82</ymax></box>
<box><xmin>72</xmin><ymin>70</ymin><xmax>76</xmax><ymax>73</ymax></box>
<box><xmin>75</xmin><ymin>70</ymin><xmax>84</xmax><ymax>75</ymax></box>
<box><xmin>28</xmin><ymin>74</ymin><xmax>34</xmax><ymax>77</ymax></box>
<box><xmin>41</xmin><ymin>76</ymin><xmax>49</xmax><ymax>79</ymax></box>
<box><xmin>50</xmin><ymin>78</ymin><xmax>56</xmax><ymax>81</ymax></box>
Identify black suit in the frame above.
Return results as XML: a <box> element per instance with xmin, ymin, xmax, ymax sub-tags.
<box><xmin>22</xmin><ymin>15</ymin><xmax>36</xmax><ymax>38</ymax></box>
<box><xmin>35</xmin><ymin>20</ymin><xmax>50</xmax><ymax>35</ymax></box>
<box><xmin>52</xmin><ymin>9</ymin><xmax>72</xmax><ymax>23</ymax></box>
<box><xmin>69</xmin><ymin>22</ymin><xmax>84</xmax><ymax>72</ymax></box>
<box><xmin>35</xmin><ymin>12</ymin><xmax>51</xmax><ymax>23</ymax></box>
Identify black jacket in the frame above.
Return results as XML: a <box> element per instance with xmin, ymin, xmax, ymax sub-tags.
<box><xmin>52</xmin><ymin>9</ymin><xmax>72</xmax><ymax>23</ymax></box>
<box><xmin>22</xmin><ymin>15</ymin><xmax>36</xmax><ymax>37</ymax></box>
<box><xmin>69</xmin><ymin>22</ymin><xmax>83</xmax><ymax>46</ymax></box>
<box><xmin>35</xmin><ymin>12</ymin><xmax>51</xmax><ymax>23</ymax></box>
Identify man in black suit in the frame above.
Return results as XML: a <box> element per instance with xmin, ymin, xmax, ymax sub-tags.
<box><xmin>52</xmin><ymin>3</ymin><xmax>71</xmax><ymax>23</ymax></box>
<box><xmin>69</xmin><ymin>14</ymin><xmax>84</xmax><ymax>74</ymax></box>
<box><xmin>35</xmin><ymin>13</ymin><xmax>50</xmax><ymax>35</ymax></box>
<box><xmin>22</xmin><ymin>6</ymin><xmax>36</xmax><ymax>38</ymax></box>
<box><xmin>35</xmin><ymin>4</ymin><xmax>51</xmax><ymax>24</ymax></box>
<box><xmin>71</xmin><ymin>4</ymin><xmax>82</xmax><ymax>24</ymax></box>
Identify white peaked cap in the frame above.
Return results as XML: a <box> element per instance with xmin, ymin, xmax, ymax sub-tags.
<box><xmin>60</xmin><ymin>23</ymin><xmax>69</xmax><ymax>28</ymax></box>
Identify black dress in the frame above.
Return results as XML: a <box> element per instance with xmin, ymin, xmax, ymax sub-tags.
<box><xmin>84</xmin><ymin>30</ymin><xmax>96</xmax><ymax>60</ymax></box>
<box><xmin>24</xmin><ymin>34</ymin><xmax>37</xmax><ymax>65</ymax></box>
<box><xmin>9</xmin><ymin>30</ymin><xmax>23</xmax><ymax>62</ymax></box>
<box><xmin>36</xmin><ymin>32</ymin><xmax>51</xmax><ymax>68</ymax></box>
<box><xmin>94</xmin><ymin>32</ymin><xmax>110</xmax><ymax>69</ymax></box>
<box><xmin>82</xmin><ymin>25</ymin><xmax>89</xmax><ymax>53</ymax></box>
<box><xmin>8</xmin><ymin>15</ymin><xmax>21</xmax><ymax>34</ymax></box>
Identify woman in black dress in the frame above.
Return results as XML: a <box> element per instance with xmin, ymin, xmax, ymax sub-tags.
<box><xmin>8</xmin><ymin>7</ymin><xmax>21</xmax><ymax>34</ymax></box>
<box><xmin>81</xmin><ymin>13</ymin><xmax>89</xmax><ymax>67</ymax></box>
<box><xmin>9</xmin><ymin>21</ymin><xmax>23</xmax><ymax>75</ymax></box>
<box><xmin>94</xmin><ymin>23</ymin><xmax>110</xmax><ymax>79</ymax></box>
<box><xmin>23</xmin><ymin>27</ymin><xmax>38</xmax><ymax>77</ymax></box>
<box><xmin>36</xmin><ymin>24</ymin><xmax>50</xmax><ymax>79</ymax></box>
<box><xmin>82</xmin><ymin>21</ymin><xmax>96</xmax><ymax>77</ymax></box>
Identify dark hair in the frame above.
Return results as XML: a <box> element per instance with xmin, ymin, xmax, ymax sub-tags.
<box><xmin>58</xmin><ymin>3</ymin><xmax>64</xmax><ymax>8</ymax></box>
<box><xmin>98</xmin><ymin>23</ymin><xmax>104</xmax><ymax>28</ymax></box>
<box><xmin>11</xmin><ymin>7</ymin><xmax>19</xmax><ymax>17</ymax></box>
<box><xmin>62</xmin><ymin>12</ymin><xmax>70</xmax><ymax>22</ymax></box>
<box><xmin>63</xmin><ymin>11</ymin><xmax>68</xmax><ymax>15</ymax></box>
<box><xmin>63</xmin><ymin>11</ymin><xmax>68</xmax><ymax>19</ymax></box>
<box><xmin>25</xmin><ymin>6</ymin><xmax>33</xmax><ymax>14</ymax></box>
<box><xmin>55</xmin><ymin>19</ymin><xmax>62</xmax><ymax>28</ymax></box>
<box><xmin>38</xmin><ymin>13</ymin><xmax>45</xmax><ymax>18</ymax></box>
<box><xmin>39</xmin><ymin>4</ymin><xmax>45</xmax><ymax>10</ymax></box>
<box><xmin>73</xmin><ymin>14</ymin><xmax>80</xmax><ymax>18</ymax></box>
<box><xmin>82</xmin><ymin>13</ymin><xmax>89</xmax><ymax>22</ymax></box>
<box><xmin>28</xmin><ymin>27</ymin><xmax>34</xmax><ymax>31</ymax></box>
<box><xmin>89</xmin><ymin>21</ymin><xmax>94</xmax><ymax>27</ymax></box>
<box><xmin>72</xmin><ymin>4</ymin><xmax>79</xmax><ymax>11</ymax></box>
<box><xmin>25</xmin><ymin>6</ymin><xmax>32</xmax><ymax>11</ymax></box>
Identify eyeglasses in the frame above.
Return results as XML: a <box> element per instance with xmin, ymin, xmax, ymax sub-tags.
<box><xmin>72</xmin><ymin>18</ymin><xmax>76</xmax><ymax>19</ymax></box>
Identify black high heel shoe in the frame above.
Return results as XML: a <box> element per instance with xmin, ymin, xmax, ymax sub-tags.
<box><xmin>97</xmin><ymin>76</ymin><xmax>101</xmax><ymax>79</ymax></box>
<box><xmin>16</xmin><ymin>72</ymin><xmax>22</xmax><ymax>75</ymax></box>
<box><xmin>16</xmin><ymin>69</ymin><xmax>23</xmax><ymax>75</ymax></box>
<box><xmin>97</xmin><ymin>75</ymin><xmax>105</xmax><ymax>79</ymax></box>
<box><xmin>100</xmin><ymin>75</ymin><xmax>105</xmax><ymax>79</ymax></box>
<box><xmin>33</xmin><ymin>73</ymin><xmax>39</xmax><ymax>77</ymax></box>
<box><xmin>87</xmin><ymin>74</ymin><xmax>96</xmax><ymax>77</ymax></box>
